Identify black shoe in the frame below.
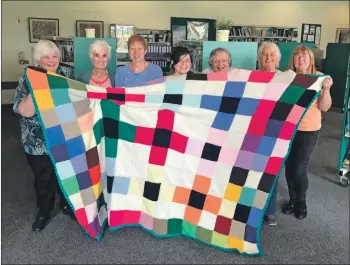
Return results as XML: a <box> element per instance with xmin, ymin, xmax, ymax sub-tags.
<box><xmin>264</xmin><ymin>215</ymin><xmax>277</xmax><ymax>226</ymax></box>
<box><xmin>32</xmin><ymin>213</ymin><xmax>50</xmax><ymax>232</ymax></box>
<box><xmin>282</xmin><ymin>201</ymin><xmax>295</xmax><ymax>215</ymax></box>
<box><xmin>295</xmin><ymin>201</ymin><xmax>307</xmax><ymax>219</ymax></box>
<box><xmin>62</xmin><ymin>205</ymin><xmax>76</xmax><ymax>221</ymax></box>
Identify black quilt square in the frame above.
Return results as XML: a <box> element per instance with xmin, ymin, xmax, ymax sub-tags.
<box><xmin>229</xmin><ymin>167</ymin><xmax>249</xmax><ymax>186</ymax></box>
<box><xmin>186</xmin><ymin>72</ymin><xmax>207</xmax><ymax>80</ymax></box>
<box><xmin>201</xmin><ymin>142</ymin><xmax>221</xmax><ymax>161</ymax></box>
<box><xmin>107</xmin><ymin>175</ymin><xmax>114</xmax><ymax>194</ymax></box>
<box><xmin>152</xmin><ymin>128</ymin><xmax>172</xmax><ymax>148</ymax></box>
<box><xmin>143</xmin><ymin>181</ymin><xmax>161</xmax><ymax>201</ymax></box>
<box><xmin>257</xmin><ymin>173</ymin><xmax>275</xmax><ymax>193</ymax></box>
<box><xmin>188</xmin><ymin>190</ymin><xmax>206</xmax><ymax>209</ymax></box>
<box><xmin>269</xmin><ymin>102</ymin><xmax>294</xmax><ymax>121</ymax></box>
<box><xmin>163</xmin><ymin>94</ymin><xmax>183</xmax><ymax>105</ymax></box>
<box><xmin>296</xmin><ymin>90</ymin><xmax>317</xmax><ymax>108</ymax></box>
<box><xmin>107</xmin><ymin>93</ymin><xmax>125</xmax><ymax>101</ymax></box>
<box><xmin>103</xmin><ymin>117</ymin><xmax>119</xmax><ymax>139</ymax></box>
<box><xmin>233</xmin><ymin>204</ymin><xmax>251</xmax><ymax>223</ymax></box>
<box><xmin>219</xmin><ymin>97</ymin><xmax>240</xmax><ymax>114</ymax></box>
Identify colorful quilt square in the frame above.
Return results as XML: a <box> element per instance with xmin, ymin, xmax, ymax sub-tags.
<box><xmin>45</xmin><ymin>125</ymin><xmax>66</xmax><ymax>147</ymax></box>
<box><xmin>264</xmin><ymin>119</ymin><xmax>284</xmax><ymax>138</ymax></box>
<box><xmin>55</xmin><ymin>103</ymin><xmax>77</xmax><ymax>124</ymax></box>
<box><xmin>236</xmin><ymin>98</ymin><xmax>259</xmax><ymax>116</ymax></box>
<box><xmin>279</xmin><ymin>85</ymin><xmax>305</xmax><ymax>104</ymax></box>
<box><xmin>51</xmin><ymin>89</ymin><xmax>72</xmax><ymax>106</ymax></box>
<box><xmin>50</xmin><ymin>143</ymin><xmax>70</xmax><ymax>162</ymax></box>
<box><xmin>241</xmin><ymin>134</ymin><xmax>261</xmax><ymax>153</ymax></box>
<box><xmin>76</xmin><ymin>171</ymin><xmax>93</xmax><ymax>190</ymax></box>
<box><xmin>222</xmin><ymin>81</ymin><xmax>246</xmax><ymax>98</ymax></box>
<box><xmin>71</xmin><ymin>153</ymin><xmax>88</xmax><ymax>174</ymax></box>
<box><xmin>200</xmin><ymin>95</ymin><xmax>222</xmax><ymax>111</ymax></box>
<box><xmin>182</xmin><ymin>94</ymin><xmax>202</xmax><ymax>108</ymax></box>
<box><xmin>112</xmin><ymin>176</ymin><xmax>131</xmax><ymax>195</ymax></box>
<box><xmin>247</xmin><ymin>207</ymin><xmax>262</xmax><ymax>228</ymax></box>
<box><xmin>66</xmin><ymin>136</ymin><xmax>86</xmax><ymax>158</ymax></box>
<box><xmin>238</xmin><ymin>187</ymin><xmax>256</xmax><ymax>207</ymax></box>
<box><xmin>33</xmin><ymin>89</ymin><xmax>54</xmax><ymax>110</ymax></box>
<box><xmin>212</xmin><ymin>112</ymin><xmax>235</xmax><ymax>131</ymax></box>
<box><xmin>256</xmin><ymin>136</ymin><xmax>277</xmax><ymax>156</ymax></box>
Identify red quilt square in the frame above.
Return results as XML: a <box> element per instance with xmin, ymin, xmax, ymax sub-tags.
<box><xmin>265</xmin><ymin>157</ymin><xmax>284</xmax><ymax>175</ymax></box>
<box><xmin>247</xmin><ymin>115</ymin><xmax>269</xmax><ymax>136</ymax></box>
<box><xmin>85</xmin><ymin>225</ymin><xmax>97</xmax><ymax>239</ymax></box>
<box><xmin>89</xmin><ymin>164</ymin><xmax>101</xmax><ymax>185</ymax></box>
<box><xmin>135</xmin><ymin>127</ymin><xmax>155</xmax><ymax>146</ymax></box>
<box><xmin>279</xmin><ymin>122</ymin><xmax>296</xmax><ymax>140</ymax></box>
<box><xmin>157</xmin><ymin>109</ymin><xmax>175</xmax><ymax>130</ymax></box>
<box><xmin>123</xmin><ymin>210</ymin><xmax>141</xmax><ymax>224</ymax></box>
<box><xmin>255</xmin><ymin>100</ymin><xmax>276</xmax><ymax>118</ymax></box>
<box><xmin>214</xmin><ymin>215</ymin><xmax>232</xmax><ymax>235</ymax></box>
<box><xmin>87</xmin><ymin>92</ymin><xmax>107</xmax><ymax>99</ymax></box>
<box><xmin>149</xmin><ymin>146</ymin><xmax>168</xmax><ymax>166</ymax></box>
<box><xmin>75</xmin><ymin>208</ymin><xmax>88</xmax><ymax>225</ymax></box>
<box><xmin>109</xmin><ymin>210</ymin><xmax>124</xmax><ymax>227</ymax></box>
<box><xmin>126</xmin><ymin>94</ymin><xmax>145</xmax><ymax>102</ymax></box>
<box><xmin>107</xmin><ymin>87</ymin><xmax>125</xmax><ymax>94</ymax></box>
<box><xmin>169</xmin><ymin>132</ymin><xmax>188</xmax><ymax>153</ymax></box>
<box><xmin>248</xmin><ymin>71</ymin><xmax>275</xmax><ymax>83</ymax></box>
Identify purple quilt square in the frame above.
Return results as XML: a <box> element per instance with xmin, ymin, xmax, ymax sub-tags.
<box><xmin>235</xmin><ymin>150</ymin><xmax>255</xmax><ymax>170</ymax></box>
<box><xmin>264</xmin><ymin>119</ymin><xmax>283</xmax><ymax>138</ymax></box>
<box><xmin>71</xmin><ymin>153</ymin><xmax>88</xmax><ymax>175</ymax></box>
<box><xmin>244</xmin><ymin>224</ymin><xmax>257</xmax><ymax>243</ymax></box>
<box><xmin>251</xmin><ymin>154</ymin><xmax>269</xmax><ymax>172</ymax></box>
<box><xmin>76</xmin><ymin>171</ymin><xmax>93</xmax><ymax>190</ymax></box>
<box><xmin>89</xmin><ymin>215</ymin><xmax>102</xmax><ymax>238</ymax></box>
<box><xmin>241</xmin><ymin>134</ymin><xmax>261</xmax><ymax>153</ymax></box>
<box><xmin>50</xmin><ymin>143</ymin><xmax>70</xmax><ymax>162</ymax></box>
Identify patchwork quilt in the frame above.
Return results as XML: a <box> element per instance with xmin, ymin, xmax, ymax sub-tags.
<box><xmin>24</xmin><ymin>66</ymin><xmax>326</xmax><ymax>255</ymax></box>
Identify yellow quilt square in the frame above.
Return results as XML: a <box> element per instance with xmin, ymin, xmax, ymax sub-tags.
<box><xmin>146</xmin><ymin>164</ymin><xmax>164</xmax><ymax>183</ymax></box>
<box><xmin>128</xmin><ymin>178</ymin><xmax>144</xmax><ymax>196</ymax></box>
<box><xmin>228</xmin><ymin>236</ymin><xmax>244</xmax><ymax>252</ymax></box>
<box><xmin>33</xmin><ymin>90</ymin><xmax>54</xmax><ymax>110</ymax></box>
<box><xmin>158</xmin><ymin>183</ymin><xmax>175</xmax><ymax>202</ymax></box>
<box><xmin>224</xmin><ymin>183</ymin><xmax>242</xmax><ymax>202</ymax></box>
<box><xmin>82</xmin><ymin>131</ymin><xmax>97</xmax><ymax>151</ymax></box>
<box><xmin>142</xmin><ymin>198</ymin><xmax>157</xmax><ymax>217</ymax></box>
<box><xmin>218</xmin><ymin>199</ymin><xmax>237</xmax><ymax>219</ymax></box>
<box><xmin>92</xmin><ymin>182</ymin><xmax>103</xmax><ymax>198</ymax></box>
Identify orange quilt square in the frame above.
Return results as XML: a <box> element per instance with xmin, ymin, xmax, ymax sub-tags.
<box><xmin>26</xmin><ymin>69</ymin><xmax>50</xmax><ymax>90</ymax></box>
<box><xmin>184</xmin><ymin>205</ymin><xmax>201</xmax><ymax>225</ymax></box>
<box><xmin>172</xmin><ymin>186</ymin><xmax>191</xmax><ymax>204</ymax></box>
<box><xmin>203</xmin><ymin>194</ymin><xmax>222</xmax><ymax>214</ymax></box>
<box><xmin>193</xmin><ymin>175</ymin><xmax>211</xmax><ymax>194</ymax></box>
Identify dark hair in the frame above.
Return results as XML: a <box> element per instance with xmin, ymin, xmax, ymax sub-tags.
<box><xmin>170</xmin><ymin>46</ymin><xmax>192</xmax><ymax>72</ymax></box>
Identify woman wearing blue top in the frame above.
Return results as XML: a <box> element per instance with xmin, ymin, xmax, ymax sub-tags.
<box><xmin>115</xmin><ymin>34</ymin><xmax>163</xmax><ymax>87</ymax></box>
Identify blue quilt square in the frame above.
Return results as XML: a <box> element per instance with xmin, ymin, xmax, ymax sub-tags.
<box><xmin>244</xmin><ymin>224</ymin><xmax>257</xmax><ymax>243</ymax></box>
<box><xmin>247</xmin><ymin>207</ymin><xmax>262</xmax><ymax>228</ymax></box>
<box><xmin>56</xmin><ymin>160</ymin><xmax>75</xmax><ymax>180</ymax></box>
<box><xmin>200</xmin><ymin>95</ymin><xmax>222</xmax><ymax>111</ymax></box>
<box><xmin>55</xmin><ymin>103</ymin><xmax>76</xmax><ymax>124</ymax></box>
<box><xmin>112</xmin><ymin>176</ymin><xmax>130</xmax><ymax>195</ymax></box>
<box><xmin>145</xmin><ymin>94</ymin><xmax>164</xmax><ymax>103</ymax></box>
<box><xmin>212</xmin><ymin>112</ymin><xmax>235</xmax><ymax>131</ymax></box>
<box><xmin>50</xmin><ymin>143</ymin><xmax>70</xmax><ymax>162</ymax></box>
<box><xmin>106</xmin><ymin>157</ymin><xmax>116</xmax><ymax>176</ymax></box>
<box><xmin>182</xmin><ymin>94</ymin><xmax>202</xmax><ymax>108</ymax></box>
<box><xmin>71</xmin><ymin>153</ymin><xmax>88</xmax><ymax>175</ymax></box>
<box><xmin>223</xmin><ymin>81</ymin><xmax>246</xmax><ymax>98</ymax></box>
<box><xmin>237</xmin><ymin>98</ymin><xmax>259</xmax><ymax>116</ymax></box>
<box><xmin>257</xmin><ymin>136</ymin><xmax>276</xmax><ymax>156</ymax></box>
<box><xmin>51</xmin><ymin>90</ymin><xmax>71</xmax><ymax>106</ymax></box>
<box><xmin>265</xmin><ymin>119</ymin><xmax>283</xmax><ymax>138</ymax></box>
<box><xmin>165</xmin><ymin>80</ymin><xmax>185</xmax><ymax>94</ymax></box>
<box><xmin>46</xmin><ymin>125</ymin><xmax>66</xmax><ymax>148</ymax></box>
<box><xmin>66</xmin><ymin>136</ymin><xmax>86</xmax><ymax>158</ymax></box>
<box><xmin>76</xmin><ymin>171</ymin><xmax>93</xmax><ymax>190</ymax></box>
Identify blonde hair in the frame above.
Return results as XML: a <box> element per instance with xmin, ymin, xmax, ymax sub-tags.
<box><xmin>32</xmin><ymin>40</ymin><xmax>60</xmax><ymax>66</ymax></box>
<box><xmin>257</xmin><ymin>42</ymin><xmax>281</xmax><ymax>69</ymax></box>
<box><xmin>89</xmin><ymin>40</ymin><xmax>111</xmax><ymax>61</ymax></box>
<box><xmin>127</xmin><ymin>34</ymin><xmax>148</xmax><ymax>50</ymax></box>
<box><xmin>288</xmin><ymin>45</ymin><xmax>316</xmax><ymax>74</ymax></box>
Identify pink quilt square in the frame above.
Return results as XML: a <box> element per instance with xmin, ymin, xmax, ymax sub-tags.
<box><xmin>185</xmin><ymin>138</ymin><xmax>205</xmax><ymax>157</ymax></box>
<box><xmin>170</xmin><ymin>131</ymin><xmax>189</xmax><ymax>153</ymax></box>
<box><xmin>207</xmin><ymin>127</ymin><xmax>227</xmax><ymax>146</ymax></box>
<box><xmin>126</xmin><ymin>94</ymin><xmax>145</xmax><ymax>103</ymax></box>
<box><xmin>157</xmin><ymin>109</ymin><xmax>175</xmax><ymax>130</ymax></box>
<box><xmin>149</xmin><ymin>146</ymin><xmax>168</xmax><ymax>166</ymax></box>
<box><xmin>123</xmin><ymin>210</ymin><xmax>141</xmax><ymax>224</ymax></box>
<box><xmin>279</xmin><ymin>122</ymin><xmax>296</xmax><ymax>140</ymax></box>
<box><xmin>109</xmin><ymin>210</ymin><xmax>124</xmax><ymax>227</ymax></box>
<box><xmin>218</xmin><ymin>147</ymin><xmax>238</xmax><ymax>166</ymax></box>
<box><xmin>286</xmin><ymin>105</ymin><xmax>305</xmax><ymax>125</ymax></box>
<box><xmin>247</xmin><ymin>115</ymin><xmax>269</xmax><ymax>136</ymax></box>
<box><xmin>248</xmin><ymin>71</ymin><xmax>275</xmax><ymax>83</ymax></box>
<box><xmin>139</xmin><ymin>212</ymin><xmax>154</xmax><ymax>230</ymax></box>
<box><xmin>135</xmin><ymin>127</ymin><xmax>155</xmax><ymax>146</ymax></box>
<box><xmin>207</xmin><ymin>71</ymin><xmax>228</xmax><ymax>81</ymax></box>
<box><xmin>227</xmin><ymin>69</ymin><xmax>251</xmax><ymax>82</ymax></box>
<box><xmin>197</xmin><ymin>159</ymin><xmax>216</xmax><ymax>178</ymax></box>
<box><xmin>263</xmin><ymin>83</ymin><xmax>289</xmax><ymax>101</ymax></box>
<box><xmin>75</xmin><ymin>208</ymin><xmax>88</xmax><ymax>226</ymax></box>
<box><xmin>265</xmin><ymin>157</ymin><xmax>284</xmax><ymax>175</ymax></box>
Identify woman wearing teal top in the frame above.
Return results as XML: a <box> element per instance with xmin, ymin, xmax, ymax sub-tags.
<box><xmin>77</xmin><ymin>40</ymin><xmax>115</xmax><ymax>87</ymax></box>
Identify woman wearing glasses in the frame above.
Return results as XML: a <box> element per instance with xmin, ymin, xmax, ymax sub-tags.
<box><xmin>282</xmin><ymin>45</ymin><xmax>333</xmax><ymax>220</ymax></box>
<box><xmin>202</xmin><ymin>47</ymin><xmax>234</xmax><ymax>73</ymax></box>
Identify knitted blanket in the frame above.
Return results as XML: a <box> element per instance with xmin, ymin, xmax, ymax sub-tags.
<box><xmin>24</xmin><ymin>66</ymin><xmax>325</xmax><ymax>255</ymax></box>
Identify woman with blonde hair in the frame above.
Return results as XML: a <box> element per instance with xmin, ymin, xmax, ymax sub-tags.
<box><xmin>78</xmin><ymin>40</ymin><xmax>115</xmax><ymax>87</ymax></box>
<box><xmin>282</xmin><ymin>45</ymin><xmax>333</xmax><ymax>219</ymax></box>
<box><xmin>13</xmin><ymin>40</ymin><xmax>75</xmax><ymax>232</ymax></box>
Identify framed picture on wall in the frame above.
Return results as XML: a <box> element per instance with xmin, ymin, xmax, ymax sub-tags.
<box><xmin>28</xmin><ymin>17</ymin><xmax>59</xmax><ymax>43</ymax></box>
<box><xmin>76</xmin><ymin>20</ymin><xmax>104</xmax><ymax>38</ymax></box>
<box><xmin>335</xmin><ymin>28</ymin><xmax>350</xmax><ymax>43</ymax></box>
<box><xmin>301</xmin><ymin>23</ymin><xmax>321</xmax><ymax>46</ymax></box>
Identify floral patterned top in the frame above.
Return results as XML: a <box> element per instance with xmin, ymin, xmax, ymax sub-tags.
<box><xmin>13</xmin><ymin>68</ymin><xmax>65</xmax><ymax>155</ymax></box>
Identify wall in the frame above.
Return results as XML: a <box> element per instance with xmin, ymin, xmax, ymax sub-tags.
<box><xmin>1</xmin><ymin>1</ymin><xmax>349</xmax><ymax>101</ymax></box>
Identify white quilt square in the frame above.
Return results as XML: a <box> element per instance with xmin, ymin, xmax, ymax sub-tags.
<box><xmin>271</xmin><ymin>138</ymin><xmax>290</xmax><ymax>158</ymax></box>
<box><xmin>244</xmin><ymin>170</ymin><xmax>263</xmax><ymax>189</ymax></box>
<box><xmin>168</xmin><ymin>202</ymin><xmax>186</xmax><ymax>219</ymax></box>
<box><xmin>205</xmin><ymin>81</ymin><xmax>226</xmax><ymax>96</ymax></box>
<box><xmin>69</xmin><ymin>193</ymin><xmax>85</xmax><ymax>210</ymax></box>
<box><xmin>198</xmin><ymin>210</ymin><xmax>217</xmax><ymax>230</ymax></box>
<box><xmin>85</xmin><ymin>201</ymin><xmax>98</xmax><ymax>223</ymax></box>
<box><xmin>120</xmin><ymin>104</ymin><xmax>158</xmax><ymax>128</ymax></box>
<box><xmin>115</xmin><ymin>140</ymin><xmax>134</xmax><ymax>177</ymax></box>
<box><xmin>242</xmin><ymin>82</ymin><xmax>267</xmax><ymax>99</ymax></box>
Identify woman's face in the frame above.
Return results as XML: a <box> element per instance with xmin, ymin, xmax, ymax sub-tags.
<box><xmin>92</xmin><ymin>49</ymin><xmax>109</xmax><ymax>70</ymax></box>
<box><xmin>174</xmin><ymin>54</ymin><xmax>191</xmax><ymax>75</ymax></box>
<box><xmin>211</xmin><ymin>51</ymin><xmax>230</xmax><ymax>72</ymax></box>
<box><xmin>39</xmin><ymin>52</ymin><xmax>59</xmax><ymax>72</ymax></box>
<box><xmin>293</xmin><ymin>51</ymin><xmax>311</xmax><ymax>73</ymax></box>
<box><xmin>129</xmin><ymin>41</ymin><xmax>146</xmax><ymax>63</ymax></box>
<box><xmin>260</xmin><ymin>47</ymin><xmax>278</xmax><ymax>71</ymax></box>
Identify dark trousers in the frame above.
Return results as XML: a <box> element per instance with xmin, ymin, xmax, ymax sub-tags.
<box><xmin>25</xmin><ymin>154</ymin><xmax>68</xmax><ymax>217</ymax></box>
<box><xmin>285</xmin><ymin>130</ymin><xmax>319</xmax><ymax>202</ymax></box>
<box><xmin>265</xmin><ymin>180</ymin><xmax>277</xmax><ymax>216</ymax></box>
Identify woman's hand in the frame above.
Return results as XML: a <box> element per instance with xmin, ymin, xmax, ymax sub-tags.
<box><xmin>323</xmin><ymin>77</ymin><xmax>333</xmax><ymax>91</ymax></box>
<box><xmin>18</xmin><ymin>94</ymin><xmax>36</xmax><ymax>118</ymax></box>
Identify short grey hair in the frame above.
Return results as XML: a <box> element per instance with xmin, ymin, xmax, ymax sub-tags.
<box><xmin>257</xmin><ymin>42</ymin><xmax>281</xmax><ymax>69</ymax></box>
<box><xmin>32</xmin><ymin>40</ymin><xmax>60</xmax><ymax>67</ymax></box>
<box><xmin>209</xmin><ymin>47</ymin><xmax>232</xmax><ymax>67</ymax></box>
<box><xmin>89</xmin><ymin>40</ymin><xmax>111</xmax><ymax>61</ymax></box>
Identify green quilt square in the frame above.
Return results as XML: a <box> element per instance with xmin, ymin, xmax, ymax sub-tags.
<box><xmin>211</xmin><ymin>231</ymin><xmax>229</xmax><ymax>248</ymax></box>
<box><xmin>51</xmin><ymin>89</ymin><xmax>71</xmax><ymax>106</ymax></box>
<box><xmin>195</xmin><ymin>226</ymin><xmax>213</xmax><ymax>244</ymax></box>
<box><xmin>67</xmin><ymin>79</ymin><xmax>88</xmax><ymax>91</ymax></box>
<box><xmin>93</xmin><ymin>119</ymin><xmax>104</xmax><ymax>145</ymax></box>
<box><xmin>61</xmin><ymin>176</ymin><xmax>80</xmax><ymax>196</ymax></box>
<box><xmin>118</xmin><ymin>121</ymin><xmax>136</xmax><ymax>142</ymax></box>
<box><xmin>182</xmin><ymin>221</ymin><xmax>197</xmax><ymax>238</ymax></box>
<box><xmin>279</xmin><ymin>85</ymin><xmax>305</xmax><ymax>104</ymax></box>
<box><xmin>167</xmin><ymin>218</ymin><xmax>183</xmax><ymax>235</ymax></box>
<box><xmin>47</xmin><ymin>74</ymin><xmax>69</xmax><ymax>90</ymax></box>
<box><xmin>101</xmin><ymin>100</ymin><xmax>120</xmax><ymax>120</ymax></box>
<box><xmin>239</xmin><ymin>187</ymin><xmax>256</xmax><ymax>207</ymax></box>
<box><xmin>105</xmin><ymin>137</ymin><xmax>118</xmax><ymax>158</ymax></box>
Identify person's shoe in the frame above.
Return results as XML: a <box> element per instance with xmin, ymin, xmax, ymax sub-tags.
<box><xmin>282</xmin><ymin>201</ymin><xmax>295</xmax><ymax>215</ymax></box>
<box><xmin>32</xmin><ymin>213</ymin><xmax>50</xmax><ymax>232</ymax></box>
<box><xmin>295</xmin><ymin>201</ymin><xmax>307</xmax><ymax>219</ymax></box>
<box><xmin>264</xmin><ymin>215</ymin><xmax>277</xmax><ymax>226</ymax></box>
<box><xmin>62</xmin><ymin>205</ymin><xmax>76</xmax><ymax>221</ymax></box>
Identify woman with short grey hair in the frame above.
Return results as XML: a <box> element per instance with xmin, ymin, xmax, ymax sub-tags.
<box><xmin>257</xmin><ymin>42</ymin><xmax>281</xmax><ymax>72</ymax></box>
<box><xmin>202</xmin><ymin>47</ymin><xmax>234</xmax><ymax>73</ymax></box>
<box><xmin>13</xmin><ymin>40</ymin><xmax>75</xmax><ymax>232</ymax></box>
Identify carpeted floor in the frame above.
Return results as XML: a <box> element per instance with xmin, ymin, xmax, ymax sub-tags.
<box><xmin>1</xmin><ymin>105</ymin><xmax>349</xmax><ymax>264</ymax></box>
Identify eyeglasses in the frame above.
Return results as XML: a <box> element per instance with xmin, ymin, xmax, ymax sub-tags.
<box><xmin>212</xmin><ymin>59</ymin><xmax>229</xmax><ymax>65</ymax></box>
<box><xmin>294</xmin><ymin>54</ymin><xmax>309</xmax><ymax>60</ymax></box>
